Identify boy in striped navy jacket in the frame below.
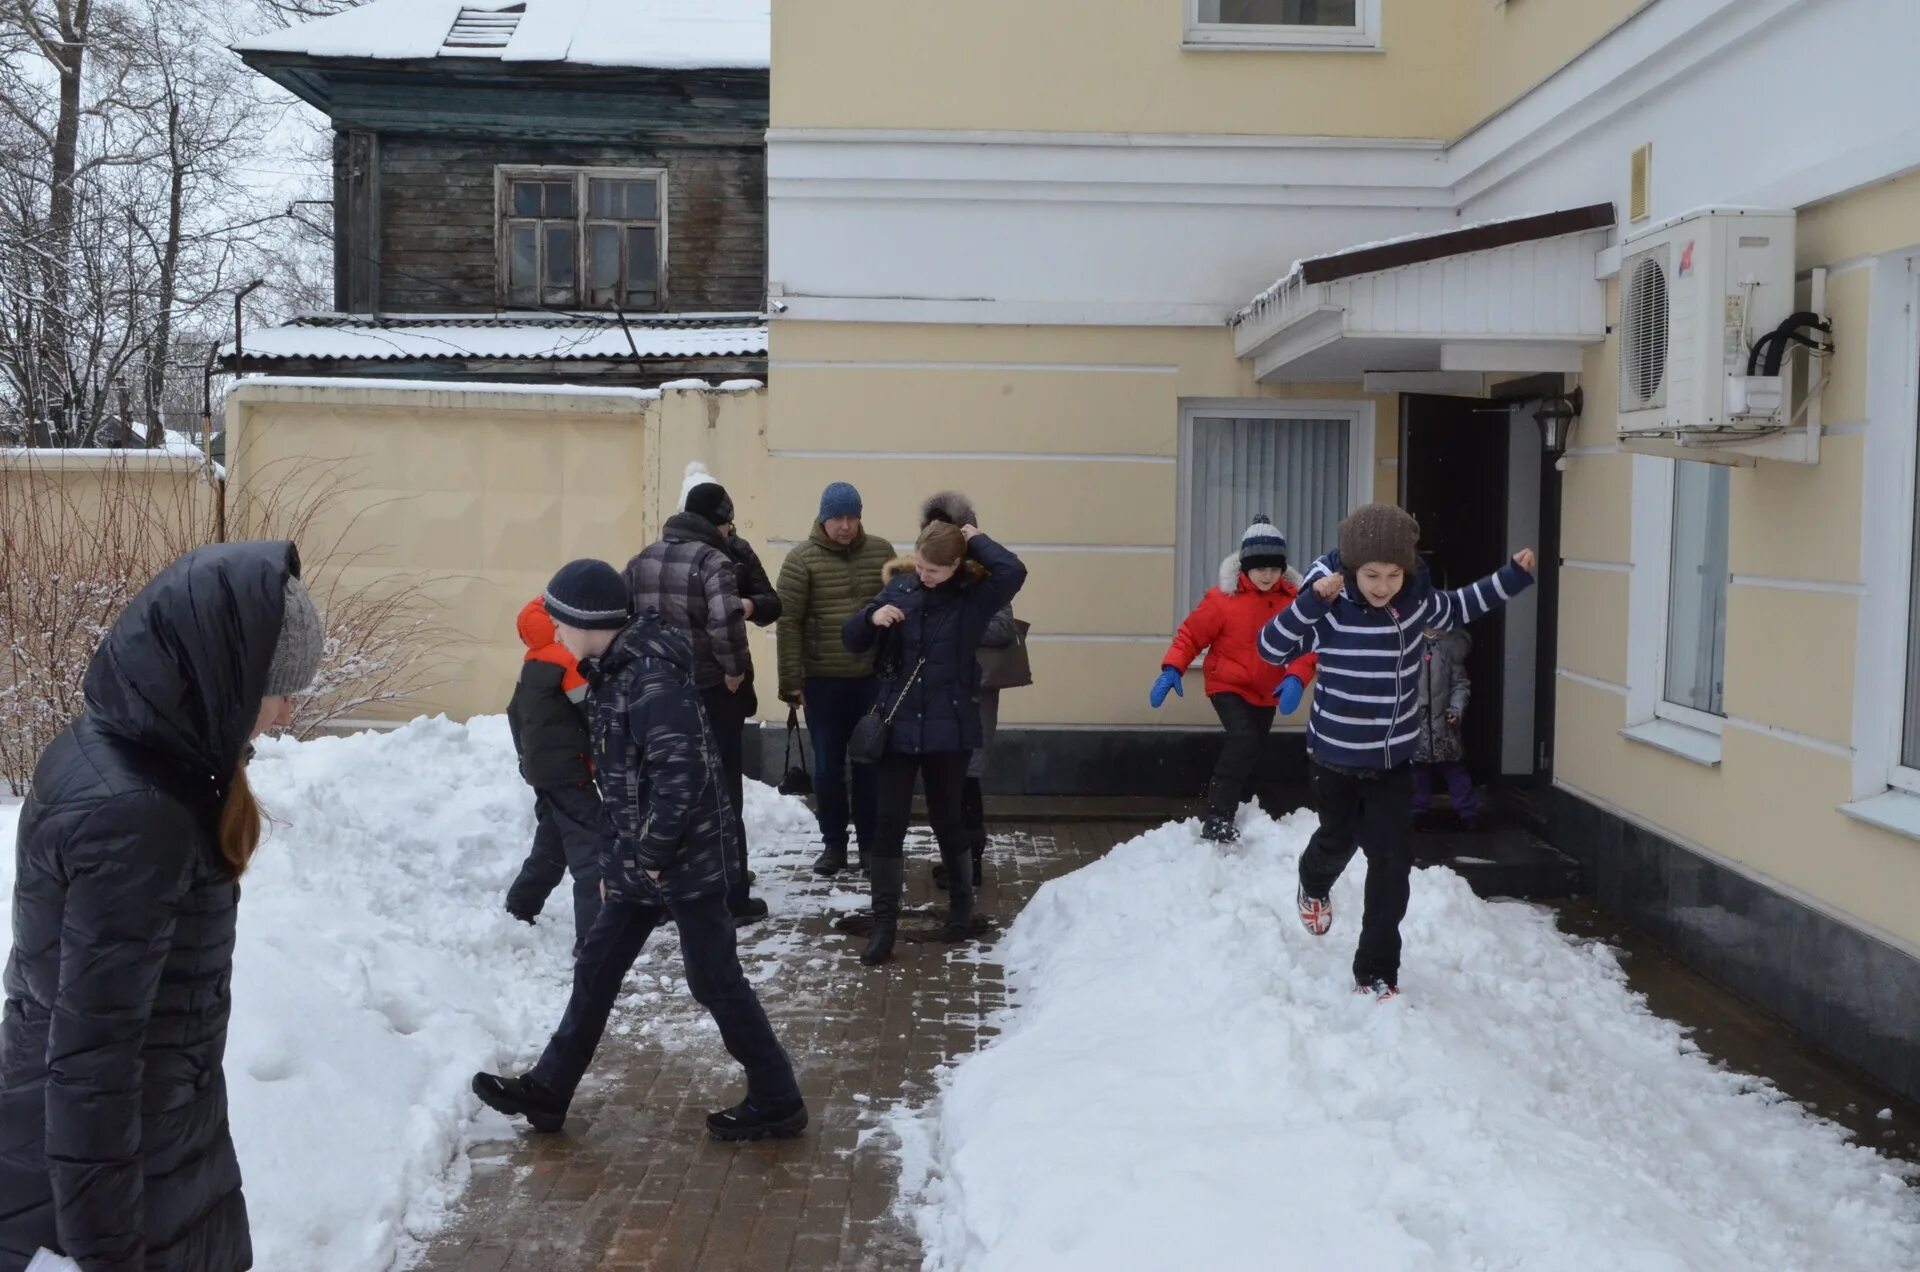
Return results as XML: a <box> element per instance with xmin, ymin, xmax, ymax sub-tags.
<box><xmin>1258</xmin><ymin>504</ymin><xmax>1535</xmax><ymax>999</ymax></box>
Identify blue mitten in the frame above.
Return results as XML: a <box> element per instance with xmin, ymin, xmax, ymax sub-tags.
<box><xmin>1150</xmin><ymin>667</ymin><xmax>1184</xmax><ymax>708</ymax></box>
<box><xmin>1276</xmin><ymin>676</ymin><xmax>1305</xmax><ymax>715</ymax></box>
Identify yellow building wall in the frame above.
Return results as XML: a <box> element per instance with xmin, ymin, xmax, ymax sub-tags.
<box><xmin>774</xmin><ymin>0</ymin><xmax>1643</xmax><ymax>139</ymax></box>
<box><xmin>763</xmin><ymin>322</ymin><xmax>1400</xmax><ymax>731</ymax></box>
<box><xmin>225</xmin><ymin>382</ymin><xmax>769</xmax><ymax>725</ymax></box>
<box><xmin>1554</xmin><ymin>179</ymin><xmax>1920</xmax><ymax>947</ymax></box>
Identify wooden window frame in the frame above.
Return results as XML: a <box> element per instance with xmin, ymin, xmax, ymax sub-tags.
<box><xmin>494</xmin><ymin>165</ymin><xmax>669</xmax><ymax>311</ymax></box>
<box><xmin>1183</xmin><ymin>0</ymin><xmax>1382</xmax><ymax>51</ymax></box>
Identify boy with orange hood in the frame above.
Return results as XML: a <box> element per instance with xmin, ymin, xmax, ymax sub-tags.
<box><xmin>505</xmin><ymin>596</ymin><xmax>607</xmax><ymax>953</ymax></box>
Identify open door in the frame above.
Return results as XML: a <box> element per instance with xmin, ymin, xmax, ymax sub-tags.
<box><xmin>1400</xmin><ymin>391</ymin><xmax>1557</xmax><ymax>797</ymax></box>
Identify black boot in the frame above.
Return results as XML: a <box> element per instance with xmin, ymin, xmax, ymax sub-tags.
<box><xmin>812</xmin><ymin>840</ymin><xmax>849</xmax><ymax>876</ymax></box>
<box><xmin>939</xmin><ymin>840</ymin><xmax>976</xmax><ymax>943</ymax></box>
<box><xmin>706</xmin><ymin>1095</ymin><xmax>808</xmax><ymax>1142</ymax></box>
<box><xmin>472</xmin><ymin>1072</ymin><xmax>568</xmax><ymax>1133</ymax></box>
<box><xmin>1200</xmin><ymin>813</ymin><xmax>1240</xmax><ymax>843</ymax></box>
<box><xmin>862</xmin><ymin>857</ymin><xmax>903</xmax><ymax>965</ymax></box>
<box><xmin>969</xmin><ymin>824</ymin><xmax>986</xmax><ymax>887</ymax></box>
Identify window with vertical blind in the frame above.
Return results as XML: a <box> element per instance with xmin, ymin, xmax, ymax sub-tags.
<box><xmin>498</xmin><ymin>166</ymin><xmax>665</xmax><ymax>310</ymax></box>
<box><xmin>1178</xmin><ymin>405</ymin><xmax>1361</xmax><ymax>615</ymax></box>
<box><xmin>1663</xmin><ymin>460</ymin><xmax>1730</xmax><ymax>717</ymax></box>
<box><xmin>1185</xmin><ymin>0</ymin><xmax>1379</xmax><ymax>48</ymax></box>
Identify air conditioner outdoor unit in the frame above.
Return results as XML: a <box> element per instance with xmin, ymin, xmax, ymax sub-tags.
<box><xmin>1616</xmin><ymin>208</ymin><xmax>1824</xmax><ymax>465</ymax></box>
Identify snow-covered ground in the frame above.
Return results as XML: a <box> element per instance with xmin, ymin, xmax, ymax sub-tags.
<box><xmin>892</xmin><ymin>808</ymin><xmax>1920</xmax><ymax>1272</ymax></box>
<box><xmin>0</xmin><ymin>716</ymin><xmax>834</xmax><ymax>1271</ymax></box>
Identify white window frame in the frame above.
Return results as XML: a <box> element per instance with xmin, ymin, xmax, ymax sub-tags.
<box><xmin>1849</xmin><ymin>250</ymin><xmax>1920</xmax><ymax>812</ymax></box>
<box><xmin>1182</xmin><ymin>0</ymin><xmax>1382</xmax><ymax>50</ymax></box>
<box><xmin>494</xmin><ymin>164</ymin><xmax>669</xmax><ymax>311</ymax></box>
<box><xmin>1174</xmin><ymin>399</ymin><xmax>1374</xmax><ymax>626</ymax></box>
<box><xmin>1624</xmin><ymin>452</ymin><xmax>1730</xmax><ymax>765</ymax></box>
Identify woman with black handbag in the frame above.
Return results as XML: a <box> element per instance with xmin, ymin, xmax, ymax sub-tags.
<box><xmin>842</xmin><ymin>518</ymin><xmax>1027</xmax><ymax>964</ymax></box>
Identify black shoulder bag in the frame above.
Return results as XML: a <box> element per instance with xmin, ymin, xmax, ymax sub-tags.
<box><xmin>848</xmin><ymin>657</ymin><xmax>925</xmax><ymax>766</ymax></box>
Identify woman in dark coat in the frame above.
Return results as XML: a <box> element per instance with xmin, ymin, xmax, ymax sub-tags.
<box><xmin>842</xmin><ymin>519</ymin><xmax>1026</xmax><ymax>964</ymax></box>
<box><xmin>0</xmin><ymin>540</ymin><xmax>324</xmax><ymax>1272</ymax></box>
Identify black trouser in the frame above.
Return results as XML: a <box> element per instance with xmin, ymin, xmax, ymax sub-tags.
<box><xmin>506</xmin><ymin>784</ymin><xmax>606</xmax><ymax>949</ymax></box>
<box><xmin>530</xmin><ymin>892</ymin><xmax>800</xmax><ymax>1108</ymax></box>
<box><xmin>1299</xmin><ymin>761</ymin><xmax>1416</xmax><ymax>986</ymax></box>
<box><xmin>803</xmin><ymin>675</ymin><xmax>880</xmax><ymax>853</ymax></box>
<box><xmin>700</xmin><ymin>684</ymin><xmax>752</xmax><ymax>907</ymax></box>
<box><xmin>872</xmin><ymin>750</ymin><xmax>970</xmax><ymax>863</ymax></box>
<box><xmin>1207</xmin><ymin>694</ymin><xmax>1276</xmax><ymax>819</ymax></box>
<box><xmin>960</xmin><ymin>776</ymin><xmax>985</xmax><ymax>847</ymax></box>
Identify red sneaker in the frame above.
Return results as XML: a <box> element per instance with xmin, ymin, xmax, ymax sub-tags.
<box><xmin>1296</xmin><ymin>886</ymin><xmax>1332</xmax><ymax>937</ymax></box>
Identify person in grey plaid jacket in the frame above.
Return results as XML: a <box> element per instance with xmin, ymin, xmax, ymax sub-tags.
<box><xmin>473</xmin><ymin>560</ymin><xmax>806</xmax><ymax>1144</ymax></box>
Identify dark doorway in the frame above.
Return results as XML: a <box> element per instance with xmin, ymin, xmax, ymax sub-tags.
<box><xmin>1402</xmin><ymin>394</ymin><xmax>1512</xmax><ymax>784</ymax></box>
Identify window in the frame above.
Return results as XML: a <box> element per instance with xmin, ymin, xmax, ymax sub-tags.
<box><xmin>1177</xmin><ymin>402</ymin><xmax>1371</xmax><ymax>614</ymax></box>
<box><xmin>1663</xmin><ymin>460</ymin><xmax>1730</xmax><ymax>718</ymax></box>
<box><xmin>499</xmin><ymin>167</ymin><xmax>664</xmax><ymax>310</ymax></box>
<box><xmin>1185</xmin><ymin>0</ymin><xmax>1380</xmax><ymax>49</ymax></box>
<box><xmin>1903</xmin><ymin>389</ymin><xmax>1920</xmax><ymax>769</ymax></box>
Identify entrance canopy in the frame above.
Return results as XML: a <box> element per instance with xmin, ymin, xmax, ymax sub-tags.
<box><xmin>1232</xmin><ymin>204</ymin><xmax>1615</xmax><ymax>386</ymax></box>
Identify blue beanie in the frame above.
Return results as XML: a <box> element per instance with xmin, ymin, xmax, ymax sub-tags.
<box><xmin>543</xmin><ymin>559</ymin><xmax>630</xmax><ymax>631</ymax></box>
<box><xmin>819</xmin><ymin>481</ymin><xmax>863</xmax><ymax>522</ymax></box>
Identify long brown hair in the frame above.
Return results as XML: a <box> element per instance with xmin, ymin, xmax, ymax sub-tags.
<box><xmin>218</xmin><ymin>763</ymin><xmax>263</xmax><ymax>877</ymax></box>
<box><xmin>916</xmin><ymin>522</ymin><xmax>987</xmax><ymax>581</ymax></box>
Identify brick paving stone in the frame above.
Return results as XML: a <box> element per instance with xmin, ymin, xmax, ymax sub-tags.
<box><xmin>415</xmin><ymin>817</ymin><xmax>1121</xmax><ymax>1270</ymax></box>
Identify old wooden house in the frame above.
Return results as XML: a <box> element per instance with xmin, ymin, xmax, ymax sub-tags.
<box><xmin>232</xmin><ymin>0</ymin><xmax>769</xmax><ymax>385</ymax></box>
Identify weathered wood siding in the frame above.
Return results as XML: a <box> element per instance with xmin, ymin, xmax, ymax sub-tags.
<box><xmin>361</xmin><ymin>135</ymin><xmax>764</xmax><ymax>313</ymax></box>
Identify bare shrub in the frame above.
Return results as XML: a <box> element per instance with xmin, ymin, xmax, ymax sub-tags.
<box><xmin>0</xmin><ymin>450</ymin><xmax>445</xmax><ymax>794</ymax></box>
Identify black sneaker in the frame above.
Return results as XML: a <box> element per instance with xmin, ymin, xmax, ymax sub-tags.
<box><xmin>472</xmin><ymin>1072</ymin><xmax>567</xmax><ymax>1133</ymax></box>
<box><xmin>1200</xmin><ymin>814</ymin><xmax>1240</xmax><ymax>843</ymax></box>
<box><xmin>706</xmin><ymin>1096</ymin><xmax>808</xmax><ymax>1142</ymax></box>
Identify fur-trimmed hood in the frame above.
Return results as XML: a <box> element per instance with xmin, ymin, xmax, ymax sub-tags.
<box><xmin>884</xmin><ymin>555</ymin><xmax>916</xmax><ymax>583</ymax></box>
<box><xmin>1218</xmin><ymin>552</ymin><xmax>1303</xmax><ymax>596</ymax></box>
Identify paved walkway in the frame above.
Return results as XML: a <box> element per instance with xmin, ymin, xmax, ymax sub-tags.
<box><xmin>416</xmin><ymin>819</ymin><xmax>1139</xmax><ymax>1272</ymax></box>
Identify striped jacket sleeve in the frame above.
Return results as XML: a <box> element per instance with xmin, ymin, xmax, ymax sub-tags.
<box><xmin>1257</xmin><ymin>583</ymin><xmax>1332</xmax><ymax>667</ymax></box>
<box><xmin>1425</xmin><ymin>559</ymin><xmax>1536</xmax><ymax>633</ymax></box>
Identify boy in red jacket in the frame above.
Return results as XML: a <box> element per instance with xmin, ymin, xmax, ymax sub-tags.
<box><xmin>1152</xmin><ymin>516</ymin><xmax>1318</xmax><ymax>842</ymax></box>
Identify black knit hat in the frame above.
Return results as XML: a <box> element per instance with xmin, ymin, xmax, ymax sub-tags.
<box><xmin>684</xmin><ymin>481</ymin><xmax>734</xmax><ymax>528</ymax></box>
<box><xmin>543</xmin><ymin>559</ymin><xmax>630</xmax><ymax>631</ymax></box>
<box><xmin>1238</xmin><ymin>515</ymin><xmax>1289</xmax><ymax>573</ymax></box>
<box><xmin>1338</xmin><ymin>504</ymin><xmax>1421</xmax><ymax>572</ymax></box>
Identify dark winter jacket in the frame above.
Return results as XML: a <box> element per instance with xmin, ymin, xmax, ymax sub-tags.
<box><xmin>720</xmin><ymin>532</ymin><xmax>781</xmax><ymax>718</ymax></box>
<box><xmin>841</xmin><ymin>534</ymin><xmax>1028</xmax><ymax>755</ymax></box>
<box><xmin>508</xmin><ymin>598</ymin><xmax>593</xmax><ymax>790</ymax></box>
<box><xmin>1414</xmin><ymin>629</ymin><xmax>1473</xmax><ymax>765</ymax></box>
<box><xmin>774</xmin><ymin>523</ymin><xmax>897</xmax><ymax>699</ymax></box>
<box><xmin>1163</xmin><ymin>554</ymin><xmax>1319</xmax><ymax>707</ymax></box>
<box><xmin>1258</xmin><ymin>551</ymin><xmax>1532</xmax><ymax>771</ymax></box>
<box><xmin>0</xmin><ymin>542</ymin><xmax>296</xmax><ymax>1272</ymax></box>
<box><xmin>623</xmin><ymin>514</ymin><xmax>748</xmax><ymax>691</ymax></box>
<box><xmin>583</xmin><ymin>616</ymin><xmax>737</xmax><ymax>905</ymax></box>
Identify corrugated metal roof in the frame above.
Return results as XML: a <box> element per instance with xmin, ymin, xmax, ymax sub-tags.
<box><xmin>229</xmin><ymin>313</ymin><xmax>768</xmax><ymax>363</ymax></box>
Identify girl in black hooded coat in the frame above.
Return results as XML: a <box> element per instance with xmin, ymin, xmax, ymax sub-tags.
<box><xmin>0</xmin><ymin>540</ymin><xmax>323</xmax><ymax>1272</ymax></box>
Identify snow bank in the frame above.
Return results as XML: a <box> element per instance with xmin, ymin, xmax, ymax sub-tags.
<box><xmin>896</xmin><ymin>808</ymin><xmax>1920</xmax><ymax>1272</ymax></box>
<box><xmin>1</xmin><ymin>718</ymin><xmax>823</xmax><ymax>1271</ymax></box>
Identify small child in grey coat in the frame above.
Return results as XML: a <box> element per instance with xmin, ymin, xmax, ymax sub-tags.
<box><xmin>1412</xmin><ymin>627</ymin><xmax>1479</xmax><ymax>829</ymax></box>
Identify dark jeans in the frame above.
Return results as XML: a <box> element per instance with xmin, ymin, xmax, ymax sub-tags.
<box><xmin>872</xmin><ymin>750</ymin><xmax>969</xmax><ymax>863</ymax></box>
<box><xmin>1412</xmin><ymin>762</ymin><xmax>1480</xmax><ymax>822</ymax></box>
<box><xmin>530</xmin><ymin>892</ymin><xmax>800</xmax><ymax>1107</ymax></box>
<box><xmin>960</xmin><ymin>776</ymin><xmax>985</xmax><ymax>847</ymax></box>
<box><xmin>1299</xmin><ymin>761</ymin><xmax>1416</xmax><ymax>986</ymax></box>
<box><xmin>804</xmin><ymin>676</ymin><xmax>880</xmax><ymax>852</ymax></box>
<box><xmin>1208</xmin><ymin>694</ymin><xmax>1277</xmax><ymax>818</ymax></box>
<box><xmin>700</xmin><ymin>685</ymin><xmax>752</xmax><ymax>906</ymax></box>
<box><xmin>506</xmin><ymin>784</ymin><xmax>606</xmax><ymax>950</ymax></box>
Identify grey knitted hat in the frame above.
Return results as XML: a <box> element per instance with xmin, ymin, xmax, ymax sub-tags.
<box><xmin>265</xmin><ymin>576</ymin><xmax>324</xmax><ymax>696</ymax></box>
<box><xmin>1338</xmin><ymin>504</ymin><xmax>1422</xmax><ymax>573</ymax></box>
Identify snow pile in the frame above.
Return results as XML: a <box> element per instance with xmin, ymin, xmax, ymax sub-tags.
<box><xmin>895</xmin><ymin>808</ymin><xmax>1920</xmax><ymax>1272</ymax></box>
<box><xmin>1</xmin><ymin>717</ymin><xmax>825</xmax><ymax>1271</ymax></box>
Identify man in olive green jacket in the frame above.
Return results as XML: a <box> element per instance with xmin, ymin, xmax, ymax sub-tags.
<box><xmin>776</xmin><ymin>482</ymin><xmax>896</xmax><ymax>876</ymax></box>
